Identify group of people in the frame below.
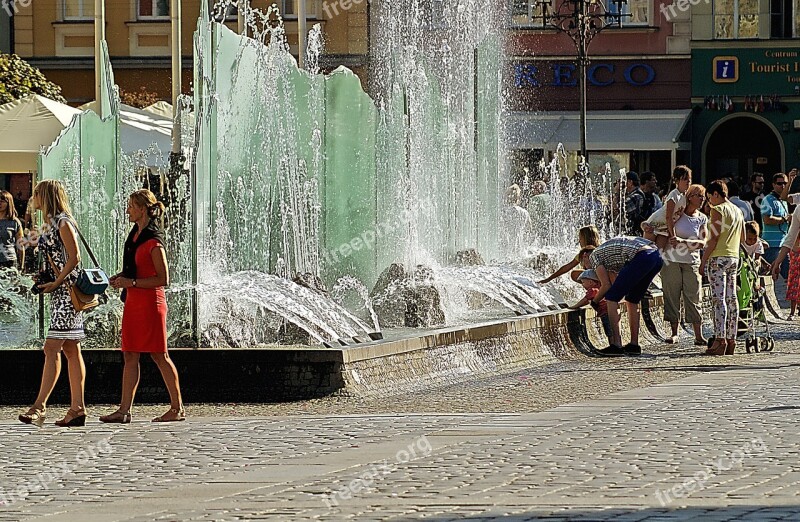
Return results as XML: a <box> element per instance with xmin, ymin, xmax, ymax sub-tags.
<box><xmin>15</xmin><ymin>180</ymin><xmax>184</xmax><ymax>426</ymax></box>
<box><xmin>540</xmin><ymin>165</ymin><xmax>800</xmax><ymax>357</ymax></box>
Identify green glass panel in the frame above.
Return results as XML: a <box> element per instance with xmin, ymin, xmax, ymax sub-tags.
<box><xmin>322</xmin><ymin>69</ymin><xmax>378</xmax><ymax>284</ymax></box>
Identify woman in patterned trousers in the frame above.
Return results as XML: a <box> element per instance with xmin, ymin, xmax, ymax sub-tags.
<box><xmin>700</xmin><ymin>180</ymin><xmax>745</xmax><ymax>356</ymax></box>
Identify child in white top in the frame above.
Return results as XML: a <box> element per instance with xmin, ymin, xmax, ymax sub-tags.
<box><xmin>642</xmin><ymin>165</ymin><xmax>692</xmax><ymax>251</ymax></box>
<box><xmin>743</xmin><ymin>221</ymin><xmax>770</xmax><ymax>274</ymax></box>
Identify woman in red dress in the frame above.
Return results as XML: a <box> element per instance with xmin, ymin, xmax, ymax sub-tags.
<box><xmin>100</xmin><ymin>189</ymin><xmax>184</xmax><ymax>423</ymax></box>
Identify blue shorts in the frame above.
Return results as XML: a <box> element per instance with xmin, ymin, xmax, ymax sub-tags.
<box><xmin>605</xmin><ymin>249</ymin><xmax>663</xmax><ymax>305</ymax></box>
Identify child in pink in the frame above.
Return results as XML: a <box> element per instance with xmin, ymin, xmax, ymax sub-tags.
<box><xmin>569</xmin><ymin>269</ymin><xmax>611</xmax><ymax>342</ymax></box>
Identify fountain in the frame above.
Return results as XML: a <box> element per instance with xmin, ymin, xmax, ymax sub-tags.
<box><xmin>0</xmin><ymin>1</ymin><xmax>615</xmax><ymax>354</ymax></box>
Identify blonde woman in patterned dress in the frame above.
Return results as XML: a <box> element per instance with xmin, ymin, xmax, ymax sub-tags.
<box><xmin>18</xmin><ymin>180</ymin><xmax>88</xmax><ymax>427</ymax></box>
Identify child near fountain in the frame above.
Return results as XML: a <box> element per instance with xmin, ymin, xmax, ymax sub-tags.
<box><xmin>641</xmin><ymin>166</ymin><xmax>692</xmax><ymax>250</ymax></box>
<box><xmin>569</xmin><ymin>269</ymin><xmax>612</xmax><ymax>343</ymax></box>
<box><xmin>538</xmin><ymin>225</ymin><xmax>601</xmax><ymax>284</ymax></box>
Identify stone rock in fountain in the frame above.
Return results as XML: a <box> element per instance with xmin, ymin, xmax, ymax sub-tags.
<box><xmin>454</xmin><ymin>248</ymin><xmax>485</xmax><ymax>266</ymax></box>
<box><xmin>454</xmin><ymin>249</ymin><xmax>489</xmax><ymax>309</ymax></box>
<box><xmin>292</xmin><ymin>272</ymin><xmax>329</xmax><ymax>296</ymax></box>
<box><xmin>371</xmin><ymin>263</ymin><xmax>408</xmax><ymax>328</ymax></box>
<box><xmin>371</xmin><ymin>263</ymin><xmax>445</xmax><ymax>328</ymax></box>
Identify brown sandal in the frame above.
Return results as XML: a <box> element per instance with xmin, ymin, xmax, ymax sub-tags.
<box><xmin>705</xmin><ymin>340</ymin><xmax>726</xmax><ymax>356</ymax></box>
<box><xmin>18</xmin><ymin>406</ymin><xmax>46</xmax><ymax>426</ymax></box>
<box><xmin>55</xmin><ymin>408</ymin><xmax>87</xmax><ymax>428</ymax></box>
<box><xmin>152</xmin><ymin>407</ymin><xmax>185</xmax><ymax>423</ymax></box>
<box><xmin>99</xmin><ymin>410</ymin><xmax>132</xmax><ymax>424</ymax></box>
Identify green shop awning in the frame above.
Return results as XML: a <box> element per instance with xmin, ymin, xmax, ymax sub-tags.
<box><xmin>507</xmin><ymin>110</ymin><xmax>692</xmax><ymax>152</ymax></box>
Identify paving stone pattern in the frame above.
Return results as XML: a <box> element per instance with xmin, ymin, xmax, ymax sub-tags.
<box><xmin>2</xmin><ymin>326</ymin><xmax>800</xmax><ymax>520</ymax></box>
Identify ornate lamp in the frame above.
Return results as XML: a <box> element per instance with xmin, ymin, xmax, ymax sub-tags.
<box><xmin>526</xmin><ymin>0</ymin><xmax>630</xmax><ymax>161</ymax></box>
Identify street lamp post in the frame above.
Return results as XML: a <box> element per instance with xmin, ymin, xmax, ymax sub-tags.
<box><xmin>529</xmin><ymin>0</ymin><xmax>629</xmax><ymax>163</ymax></box>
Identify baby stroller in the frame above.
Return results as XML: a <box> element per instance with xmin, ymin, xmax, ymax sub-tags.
<box><xmin>735</xmin><ymin>247</ymin><xmax>774</xmax><ymax>353</ymax></box>
<box><xmin>706</xmin><ymin>248</ymin><xmax>774</xmax><ymax>353</ymax></box>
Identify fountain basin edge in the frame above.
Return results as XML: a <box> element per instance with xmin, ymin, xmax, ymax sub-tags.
<box><xmin>0</xmin><ymin>279</ymin><xmax>784</xmax><ymax>404</ymax></box>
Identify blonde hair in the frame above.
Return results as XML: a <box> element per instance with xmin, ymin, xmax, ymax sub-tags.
<box><xmin>686</xmin><ymin>184</ymin><xmax>705</xmax><ymax>199</ymax></box>
<box><xmin>505</xmin><ymin>184</ymin><xmax>522</xmax><ymax>206</ymax></box>
<box><xmin>129</xmin><ymin>189</ymin><xmax>165</xmax><ymax>220</ymax></box>
<box><xmin>0</xmin><ymin>190</ymin><xmax>17</xmax><ymax>220</ymax></box>
<box><xmin>33</xmin><ymin>180</ymin><xmax>72</xmax><ymax>220</ymax></box>
<box><xmin>578</xmin><ymin>225</ymin><xmax>600</xmax><ymax>248</ymax></box>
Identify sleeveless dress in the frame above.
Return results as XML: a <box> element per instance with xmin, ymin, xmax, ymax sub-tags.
<box><xmin>121</xmin><ymin>238</ymin><xmax>167</xmax><ymax>353</ymax></box>
<box><xmin>39</xmin><ymin>213</ymin><xmax>84</xmax><ymax>341</ymax></box>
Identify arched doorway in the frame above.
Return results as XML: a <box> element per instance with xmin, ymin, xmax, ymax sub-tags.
<box><xmin>703</xmin><ymin>115</ymin><xmax>784</xmax><ymax>184</ymax></box>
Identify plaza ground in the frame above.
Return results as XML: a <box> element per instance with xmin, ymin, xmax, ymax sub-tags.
<box><xmin>1</xmin><ymin>323</ymin><xmax>799</xmax><ymax>520</ymax></box>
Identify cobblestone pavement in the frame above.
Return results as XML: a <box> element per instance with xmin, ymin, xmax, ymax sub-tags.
<box><xmin>0</xmin><ymin>323</ymin><xmax>799</xmax><ymax>520</ymax></box>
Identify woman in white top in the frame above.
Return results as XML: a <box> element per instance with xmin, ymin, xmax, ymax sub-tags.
<box><xmin>661</xmin><ymin>184</ymin><xmax>708</xmax><ymax>345</ymax></box>
<box><xmin>499</xmin><ymin>184</ymin><xmax>531</xmax><ymax>259</ymax></box>
<box><xmin>642</xmin><ymin>165</ymin><xmax>692</xmax><ymax>251</ymax></box>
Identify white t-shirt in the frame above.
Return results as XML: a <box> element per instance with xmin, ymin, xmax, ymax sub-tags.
<box><xmin>645</xmin><ymin>188</ymin><xmax>687</xmax><ymax>228</ymax></box>
<box><xmin>664</xmin><ymin>211</ymin><xmax>707</xmax><ymax>265</ymax></box>
<box><xmin>742</xmin><ymin>239</ymin><xmax>765</xmax><ymax>257</ymax></box>
<box><xmin>781</xmin><ymin>194</ymin><xmax>800</xmax><ymax>250</ymax></box>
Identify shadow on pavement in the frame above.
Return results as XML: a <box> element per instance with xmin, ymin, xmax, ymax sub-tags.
<box><xmin>425</xmin><ymin>505</ymin><xmax>800</xmax><ymax>521</ymax></box>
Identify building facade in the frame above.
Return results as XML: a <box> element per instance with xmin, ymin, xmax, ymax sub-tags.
<box><xmin>506</xmin><ymin>0</ymin><xmax>693</xmax><ymax>180</ymax></box>
<box><xmin>689</xmin><ymin>0</ymin><xmax>800</xmax><ymax>183</ymax></box>
<box><xmin>10</xmin><ymin>0</ymin><xmax>368</xmax><ymax>104</ymax></box>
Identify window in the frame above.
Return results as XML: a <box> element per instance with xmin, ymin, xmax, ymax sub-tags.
<box><xmin>63</xmin><ymin>0</ymin><xmax>94</xmax><ymax>20</ymax></box>
<box><xmin>608</xmin><ymin>0</ymin><xmax>649</xmax><ymax>25</ymax></box>
<box><xmin>138</xmin><ymin>0</ymin><xmax>169</xmax><ymax>19</ymax></box>
<box><xmin>509</xmin><ymin>0</ymin><xmax>649</xmax><ymax>28</ymax></box>
<box><xmin>713</xmin><ymin>0</ymin><xmax>759</xmax><ymax>38</ymax></box>
<box><xmin>211</xmin><ymin>2</ymin><xmax>239</xmax><ymax>22</ymax></box>
<box><xmin>280</xmin><ymin>0</ymin><xmax>320</xmax><ymax>19</ymax></box>
<box><xmin>771</xmin><ymin>0</ymin><xmax>800</xmax><ymax>37</ymax></box>
<box><xmin>510</xmin><ymin>0</ymin><xmax>551</xmax><ymax>27</ymax></box>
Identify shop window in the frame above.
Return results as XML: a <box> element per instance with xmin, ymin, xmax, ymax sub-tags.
<box><xmin>510</xmin><ymin>0</ymin><xmax>649</xmax><ymax>27</ymax></box>
<box><xmin>770</xmin><ymin>0</ymin><xmax>800</xmax><ymax>37</ymax></box>
<box><xmin>63</xmin><ymin>0</ymin><xmax>94</xmax><ymax>20</ymax></box>
<box><xmin>138</xmin><ymin>0</ymin><xmax>169</xmax><ymax>19</ymax></box>
<box><xmin>714</xmin><ymin>0</ymin><xmax>759</xmax><ymax>38</ymax></box>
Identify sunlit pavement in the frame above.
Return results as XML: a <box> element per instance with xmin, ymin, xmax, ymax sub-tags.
<box><xmin>2</xmin><ymin>327</ymin><xmax>800</xmax><ymax>520</ymax></box>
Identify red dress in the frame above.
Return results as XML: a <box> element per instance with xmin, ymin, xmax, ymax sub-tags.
<box><xmin>787</xmin><ymin>250</ymin><xmax>800</xmax><ymax>302</ymax></box>
<box><xmin>121</xmin><ymin>238</ymin><xmax>167</xmax><ymax>353</ymax></box>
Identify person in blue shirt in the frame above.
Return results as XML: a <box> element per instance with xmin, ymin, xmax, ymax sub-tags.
<box><xmin>761</xmin><ymin>172</ymin><xmax>791</xmax><ymax>280</ymax></box>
